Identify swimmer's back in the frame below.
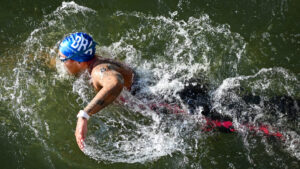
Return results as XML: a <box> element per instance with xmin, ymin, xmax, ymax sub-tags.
<box><xmin>90</xmin><ymin>55</ymin><xmax>134</xmax><ymax>90</ymax></box>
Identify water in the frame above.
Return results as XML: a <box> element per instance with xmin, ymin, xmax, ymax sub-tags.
<box><xmin>0</xmin><ymin>0</ymin><xmax>299</xmax><ymax>168</ymax></box>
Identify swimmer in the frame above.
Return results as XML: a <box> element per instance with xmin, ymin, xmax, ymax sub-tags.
<box><xmin>58</xmin><ymin>32</ymin><xmax>134</xmax><ymax>151</ymax></box>
<box><xmin>58</xmin><ymin>32</ymin><xmax>291</xmax><ymax>151</ymax></box>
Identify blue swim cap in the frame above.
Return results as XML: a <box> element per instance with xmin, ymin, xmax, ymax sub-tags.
<box><xmin>59</xmin><ymin>32</ymin><xmax>97</xmax><ymax>62</ymax></box>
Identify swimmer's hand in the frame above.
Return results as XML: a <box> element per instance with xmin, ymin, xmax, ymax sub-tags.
<box><xmin>75</xmin><ymin>117</ymin><xmax>88</xmax><ymax>151</ymax></box>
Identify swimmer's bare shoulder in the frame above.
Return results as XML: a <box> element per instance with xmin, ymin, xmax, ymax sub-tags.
<box><xmin>91</xmin><ymin>55</ymin><xmax>134</xmax><ymax>90</ymax></box>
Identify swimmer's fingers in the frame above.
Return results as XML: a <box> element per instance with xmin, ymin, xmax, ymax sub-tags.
<box><xmin>75</xmin><ymin>118</ymin><xmax>88</xmax><ymax>151</ymax></box>
<box><xmin>75</xmin><ymin>134</ymin><xmax>84</xmax><ymax>150</ymax></box>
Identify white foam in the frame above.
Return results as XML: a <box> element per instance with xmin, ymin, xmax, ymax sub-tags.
<box><xmin>212</xmin><ymin>67</ymin><xmax>300</xmax><ymax>159</ymax></box>
<box><xmin>24</xmin><ymin>1</ymin><xmax>97</xmax><ymax>62</ymax></box>
<box><xmin>84</xmin><ymin>124</ymin><xmax>183</xmax><ymax>163</ymax></box>
<box><xmin>54</xmin><ymin>57</ymin><xmax>71</xmax><ymax>80</ymax></box>
<box><xmin>102</xmin><ymin>11</ymin><xmax>247</xmax><ymax>98</ymax></box>
<box><xmin>72</xmin><ymin>71</ymin><xmax>94</xmax><ymax>106</ymax></box>
<box><xmin>57</xmin><ymin>1</ymin><xmax>96</xmax><ymax>15</ymax></box>
<box><xmin>1</xmin><ymin>2</ymin><xmax>97</xmax><ymax>163</ymax></box>
<box><xmin>5</xmin><ymin>1</ymin><xmax>298</xmax><ymax>164</ymax></box>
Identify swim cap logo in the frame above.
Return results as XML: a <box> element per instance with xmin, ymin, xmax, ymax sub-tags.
<box><xmin>71</xmin><ymin>35</ymin><xmax>93</xmax><ymax>55</ymax></box>
<box><xmin>70</xmin><ymin>36</ymin><xmax>81</xmax><ymax>49</ymax></box>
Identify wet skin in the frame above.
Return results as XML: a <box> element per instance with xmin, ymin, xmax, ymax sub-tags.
<box><xmin>59</xmin><ymin>52</ymin><xmax>133</xmax><ymax>150</ymax></box>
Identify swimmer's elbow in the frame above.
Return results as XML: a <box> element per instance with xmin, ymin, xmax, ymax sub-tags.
<box><xmin>113</xmin><ymin>78</ymin><xmax>124</xmax><ymax>90</ymax></box>
<box><xmin>105</xmin><ymin>76</ymin><xmax>124</xmax><ymax>91</ymax></box>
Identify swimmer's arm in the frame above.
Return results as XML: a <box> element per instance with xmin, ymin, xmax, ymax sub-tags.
<box><xmin>75</xmin><ymin>74</ymin><xmax>123</xmax><ymax>150</ymax></box>
<box><xmin>83</xmin><ymin>75</ymin><xmax>124</xmax><ymax>115</ymax></box>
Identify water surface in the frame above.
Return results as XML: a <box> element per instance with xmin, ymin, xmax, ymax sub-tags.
<box><xmin>0</xmin><ymin>0</ymin><xmax>299</xmax><ymax>169</ymax></box>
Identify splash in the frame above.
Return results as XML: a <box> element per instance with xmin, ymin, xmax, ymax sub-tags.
<box><xmin>212</xmin><ymin>67</ymin><xmax>300</xmax><ymax>159</ymax></box>
<box><xmin>0</xmin><ymin>1</ymin><xmax>98</xmax><ymax>167</ymax></box>
<box><xmin>78</xmin><ymin>11</ymin><xmax>249</xmax><ymax>163</ymax></box>
<box><xmin>24</xmin><ymin>1</ymin><xmax>97</xmax><ymax>62</ymax></box>
<box><xmin>2</xmin><ymin>0</ymin><xmax>298</xmax><ymax>166</ymax></box>
<box><xmin>102</xmin><ymin>11</ymin><xmax>247</xmax><ymax>97</ymax></box>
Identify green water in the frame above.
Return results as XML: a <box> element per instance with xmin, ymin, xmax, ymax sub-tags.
<box><xmin>0</xmin><ymin>0</ymin><xmax>299</xmax><ymax>169</ymax></box>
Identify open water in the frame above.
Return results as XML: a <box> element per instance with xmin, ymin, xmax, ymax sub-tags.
<box><xmin>0</xmin><ymin>0</ymin><xmax>299</xmax><ymax>169</ymax></box>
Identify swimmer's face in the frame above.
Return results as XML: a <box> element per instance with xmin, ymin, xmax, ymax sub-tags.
<box><xmin>58</xmin><ymin>52</ymin><xmax>82</xmax><ymax>75</ymax></box>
